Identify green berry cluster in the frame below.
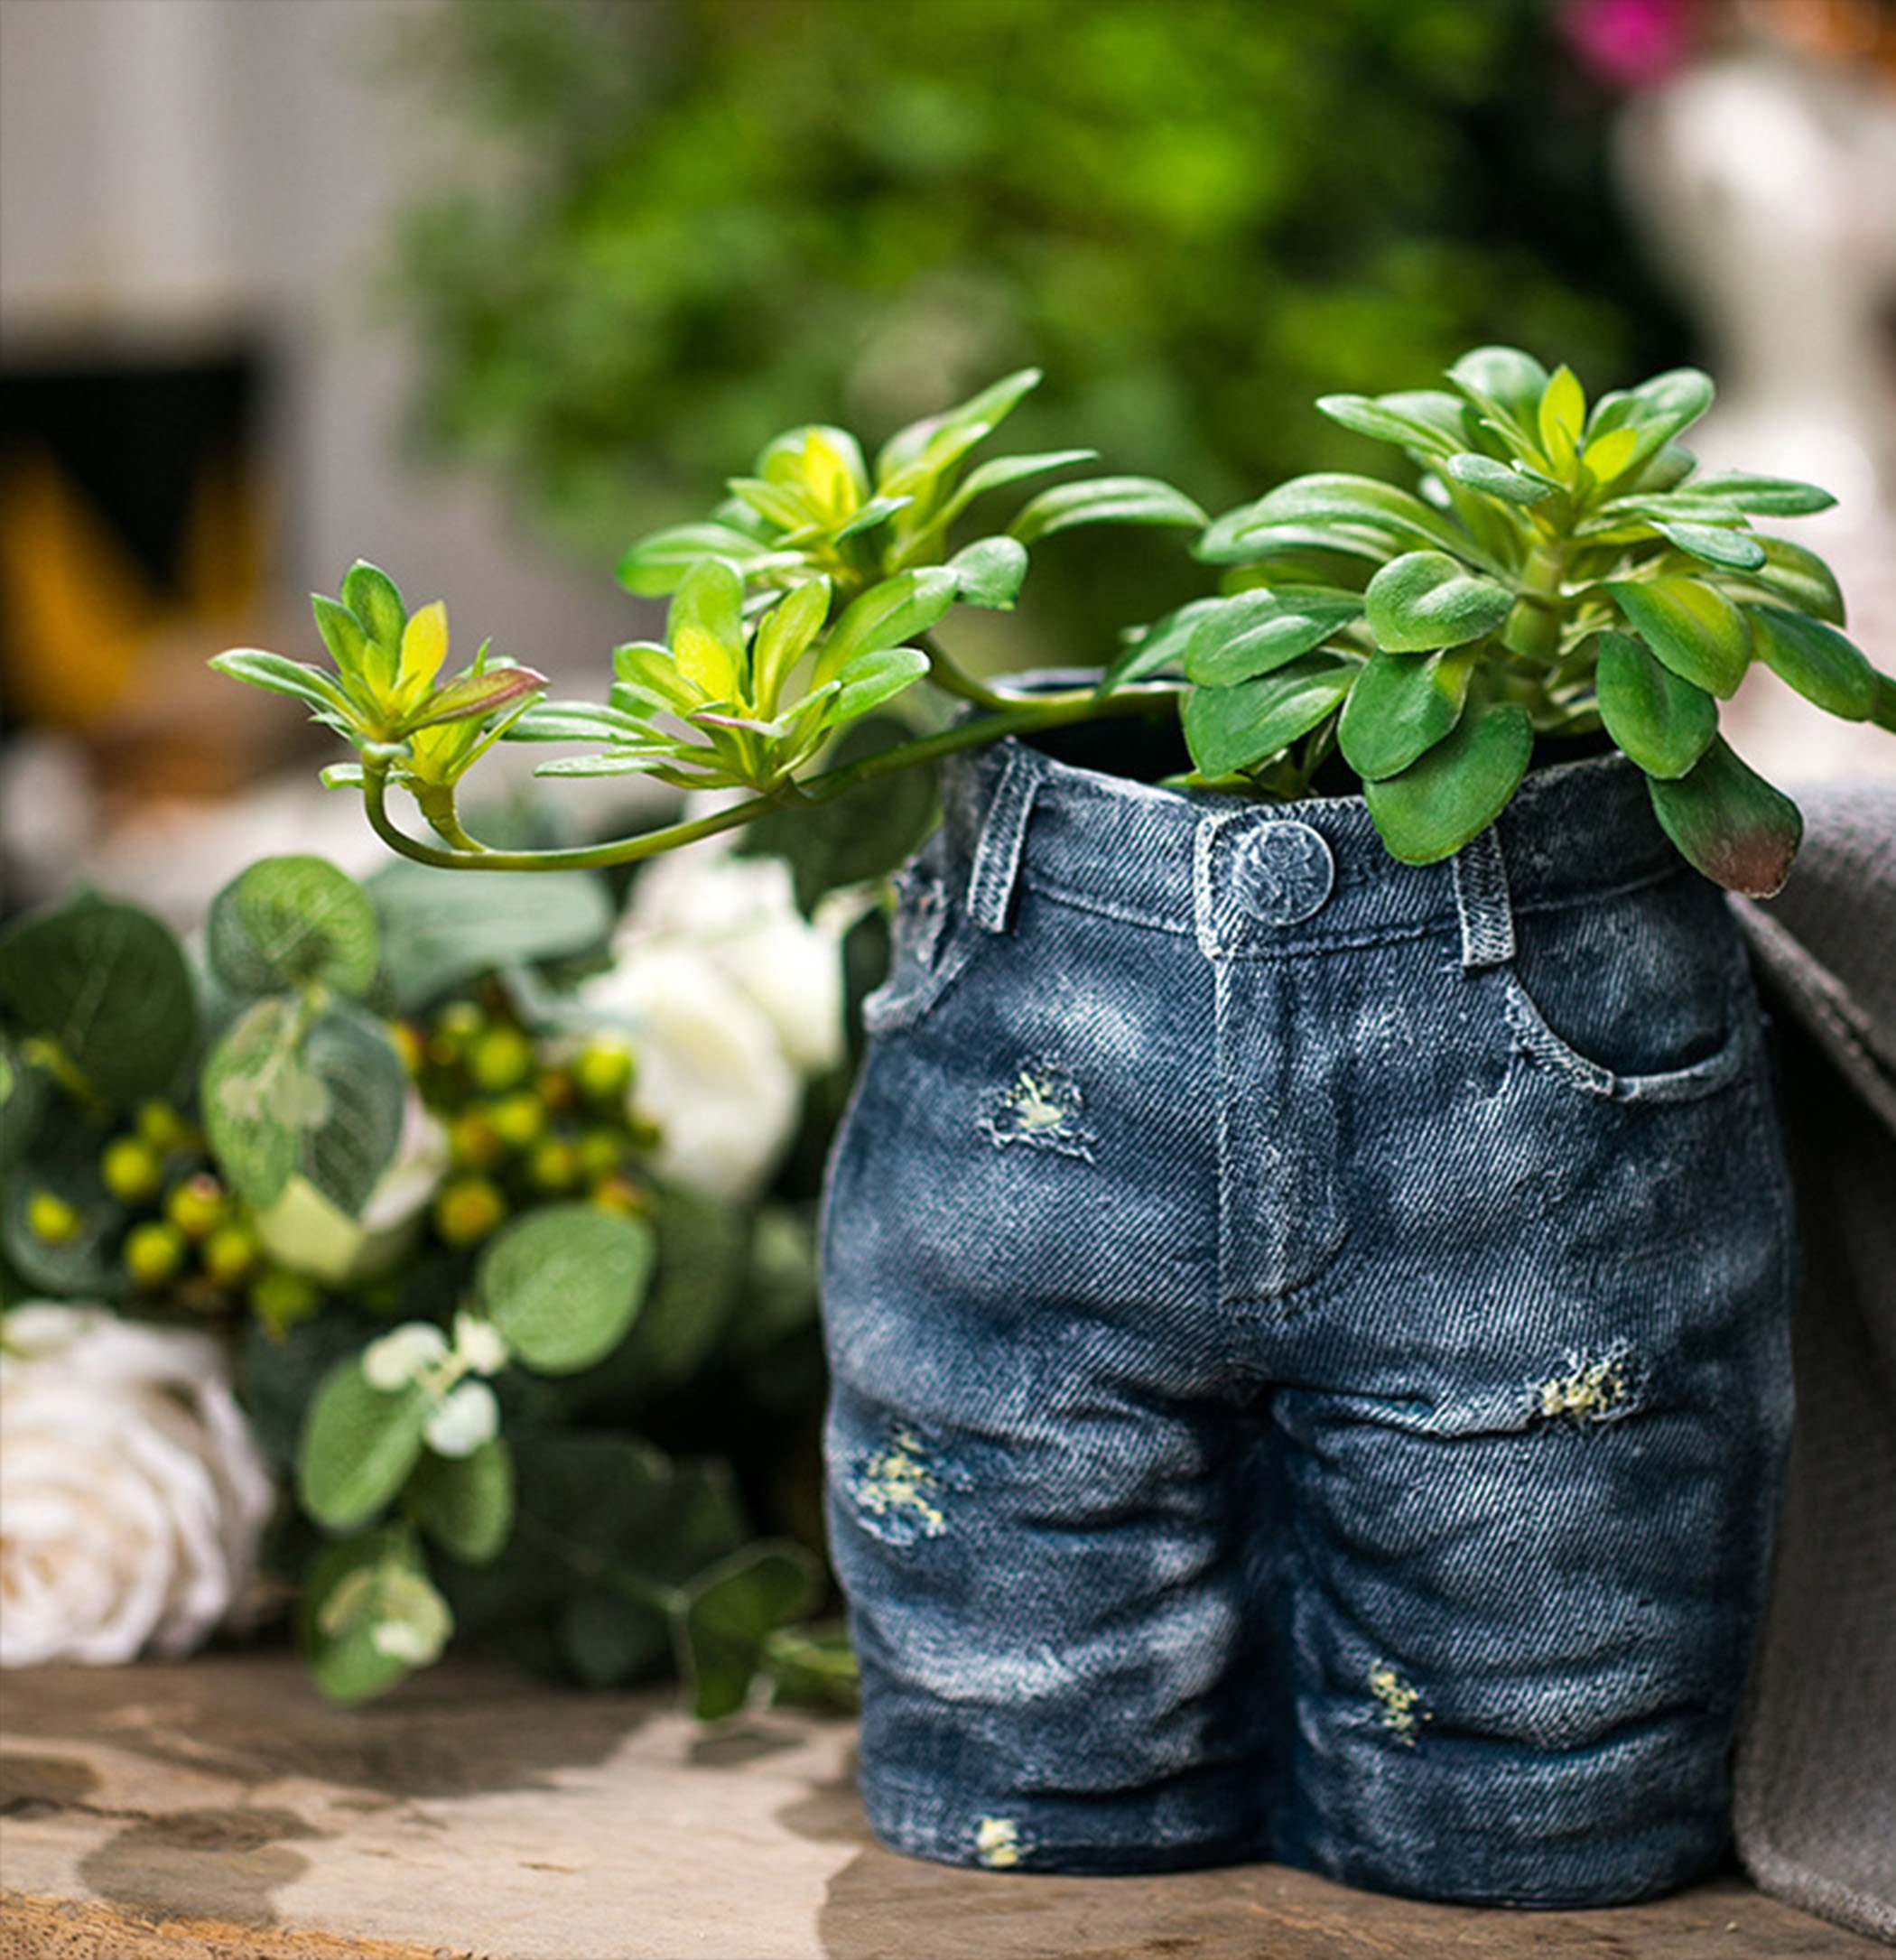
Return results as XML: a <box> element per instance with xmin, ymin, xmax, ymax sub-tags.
<box><xmin>25</xmin><ymin>1100</ymin><xmax>321</xmax><ymax>1333</ymax></box>
<box><xmin>399</xmin><ymin>996</ymin><xmax>655</xmax><ymax>1251</ymax></box>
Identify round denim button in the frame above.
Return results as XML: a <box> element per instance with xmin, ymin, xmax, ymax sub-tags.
<box><xmin>1234</xmin><ymin>821</ymin><xmax>1334</xmax><ymax>925</ymax></box>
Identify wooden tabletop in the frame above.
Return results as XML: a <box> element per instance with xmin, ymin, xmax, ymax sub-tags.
<box><xmin>0</xmin><ymin>1653</ymin><xmax>1876</xmax><ymax>1959</ymax></box>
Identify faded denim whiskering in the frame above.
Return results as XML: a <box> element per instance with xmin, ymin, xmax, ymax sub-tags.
<box><xmin>819</xmin><ymin>737</ymin><xmax>1795</xmax><ymax>1907</ymax></box>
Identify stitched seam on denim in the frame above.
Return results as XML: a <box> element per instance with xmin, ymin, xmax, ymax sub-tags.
<box><xmin>1017</xmin><ymin>866</ymin><xmax>1684</xmax><ymax>951</ymax></box>
<box><xmin>966</xmin><ymin>748</ymin><xmax>1041</xmax><ymax>934</ymax></box>
<box><xmin>1453</xmin><ymin>827</ymin><xmax>1516</xmax><ymax>971</ymax></box>
<box><xmin>1501</xmin><ymin>966</ymin><xmax>1752</xmax><ymax>1103</ymax></box>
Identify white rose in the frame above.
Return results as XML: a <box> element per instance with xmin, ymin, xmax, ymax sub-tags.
<box><xmin>0</xmin><ymin>1304</ymin><xmax>275</xmax><ymax>1667</ymax></box>
<box><xmin>578</xmin><ymin>942</ymin><xmax>800</xmax><ymax>1203</ymax></box>
<box><xmin>618</xmin><ymin>850</ymin><xmax>845</xmax><ymax>1076</ymax></box>
<box><xmin>252</xmin><ymin>1091</ymin><xmax>450</xmax><ymax>1287</ymax></box>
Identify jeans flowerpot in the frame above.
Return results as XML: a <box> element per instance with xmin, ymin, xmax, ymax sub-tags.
<box><xmin>819</xmin><ymin>727</ymin><xmax>1794</xmax><ymax>1907</ymax></box>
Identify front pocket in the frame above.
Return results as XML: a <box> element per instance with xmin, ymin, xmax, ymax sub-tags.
<box><xmin>1492</xmin><ymin>875</ymin><xmax>1756</xmax><ymax>1106</ymax></box>
<box><xmin>1498</xmin><ymin>966</ymin><xmax>1751</xmax><ymax>1103</ymax></box>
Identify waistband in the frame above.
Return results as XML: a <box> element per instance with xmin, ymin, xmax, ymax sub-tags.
<box><xmin>933</xmin><ymin>729</ymin><xmax>1684</xmax><ymax>965</ymax></box>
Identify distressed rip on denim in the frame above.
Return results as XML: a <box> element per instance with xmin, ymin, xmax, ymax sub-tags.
<box><xmin>820</xmin><ymin>738</ymin><xmax>1795</xmax><ymax>1907</ymax></box>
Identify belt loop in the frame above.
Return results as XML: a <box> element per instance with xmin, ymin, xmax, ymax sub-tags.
<box><xmin>1452</xmin><ymin>825</ymin><xmax>1516</xmax><ymax>971</ymax></box>
<box><xmin>966</xmin><ymin>746</ymin><xmax>1041</xmax><ymax>934</ymax></box>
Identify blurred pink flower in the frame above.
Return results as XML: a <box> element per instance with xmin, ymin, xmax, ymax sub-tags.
<box><xmin>1563</xmin><ymin>0</ymin><xmax>1702</xmax><ymax>88</ymax></box>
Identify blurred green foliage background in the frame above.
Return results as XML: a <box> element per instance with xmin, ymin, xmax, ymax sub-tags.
<box><xmin>388</xmin><ymin>0</ymin><xmax>1687</xmax><ymax>662</ymax></box>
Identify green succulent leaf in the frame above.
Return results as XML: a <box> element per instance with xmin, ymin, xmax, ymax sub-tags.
<box><xmin>340</xmin><ymin>562</ymin><xmax>408</xmax><ymax>659</ymax></box>
<box><xmin>1652</xmin><ymin>521</ymin><xmax>1767</xmax><ymax>571</ymax></box>
<box><xmin>945</xmin><ymin>534</ymin><xmax>1029</xmax><ymax>609</ymax></box>
<box><xmin>479</xmin><ymin>1203</ymin><xmax>655</xmax><ymax>1375</ymax></box>
<box><xmin>617</xmin><ymin>523</ymin><xmax>800</xmax><ymax>597</ymax></box>
<box><xmin>1744</xmin><ymin>605</ymin><xmax>1877</xmax><ymax>720</ymax></box>
<box><xmin>815</xmin><ymin>568</ymin><xmax>957</xmax><ymax>681</ymax></box>
<box><xmin>1606</xmin><ymin>578</ymin><xmax>1751</xmax><ymax>699</ymax></box>
<box><xmin>1183</xmin><ymin>590</ymin><xmax>1358</xmax><ymax>687</ymax></box>
<box><xmin>311</xmin><ymin>597</ymin><xmax>372</xmax><ymax>682</ymax></box>
<box><xmin>1447</xmin><ymin>346</ymin><xmax>1551</xmax><ymax>432</ymax></box>
<box><xmin>1725</xmin><ymin>535</ymin><xmax>1847</xmax><ymax>626</ymax></box>
<box><xmin>1364</xmin><ymin>551</ymin><xmax>1514</xmax><ymax>653</ymax></box>
<box><xmin>1585</xmin><ymin>368</ymin><xmax>1715</xmax><ymax>473</ymax></box>
<box><xmin>1688</xmin><ymin>472</ymin><xmax>1837</xmax><ymax>517</ymax></box>
<box><xmin>211</xmin><ymin>648</ymin><xmax>356</xmax><ymax>718</ymax></box>
<box><xmin>1217</xmin><ymin>473</ymin><xmax>1486</xmax><ymax>564</ymax></box>
<box><xmin>826</xmin><ymin>646</ymin><xmax>931</xmax><ymax>724</ymax></box>
<box><xmin>1593</xmin><ymin>630</ymin><xmax>1718</xmax><ymax>780</ymax></box>
<box><xmin>1442</xmin><ymin>452</ymin><xmax>1552</xmax><ymax>506</ymax></box>
<box><xmin>1181</xmin><ymin>653</ymin><xmax>1356</xmax><ymax>779</ymax></box>
<box><xmin>1362</xmin><ymin>699</ymin><xmax>1534</xmax><ymax>864</ymax></box>
<box><xmin>1010</xmin><ymin>475</ymin><xmax>1206</xmax><ymax>543</ymax></box>
<box><xmin>207</xmin><ymin>856</ymin><xmax>379</xmax><ymax>998</ymax></box>
<box><xmin>1098</xmin><ymin>599</ymin><xmax>1231</xmax><ymax>692</ymax></box>
<box><xmin>1315</xmin><ymin>390</ymin><xmax>1468</xmax><ymax>457</ymax></box>
<box><xmin>1336</xmin><ymin>647</ymin><xmax>1473</xmax><ymax>782</ymax></box>
<box><xmin>1647</xmin><ymin>738</ymin><xmax>1802</xmax><ymax>897</ymax></box>
<box><xmin>299</xmin><ymin>1361</ymin><xmax>432</xmax><ymax>1531</ymax></box>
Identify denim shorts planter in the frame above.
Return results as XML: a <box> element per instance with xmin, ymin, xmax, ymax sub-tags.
<box><xmin>819</xmin><ymin>735</ymin><xmax>1795</xmax><ymax>1908</ymax></box>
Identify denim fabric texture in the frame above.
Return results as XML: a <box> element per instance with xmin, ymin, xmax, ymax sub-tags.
<box><xmin>819</xmin><ymin>734</ymin><xmax>1795</xmax><ymax>1908</ymax></box>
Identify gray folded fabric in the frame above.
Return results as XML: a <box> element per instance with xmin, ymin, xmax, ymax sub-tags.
<box><xmin>1733</xmin><ymin>782</ymin><xmax>1896</xmax><ymax>1947</ymax></box>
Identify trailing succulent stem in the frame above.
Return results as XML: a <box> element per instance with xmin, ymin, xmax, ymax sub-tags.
<box><xmin>218</xmin><ymin>353</ymin><xmax>1892</xmax><ymax>899</ymax></box>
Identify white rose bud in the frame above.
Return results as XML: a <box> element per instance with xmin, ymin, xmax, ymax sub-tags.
<box><xmin>579</xmin><ymin>942</ymin><xmax>798</xmax><ymax>1203</ymax></box>
<box><xmin>0</xmin><ymin>1304</ymin><xmax>274</xmax><ymax>1667</ymax></box>
<box><xmin>424</xmin><ymin>1380</ymin><xmax>499</xmax><ymax>1459</ymax></box>
<box><xmin>362</xmin><ymin>1321</ymin><xmax>451</xmax><ymax>1393</ymax></box>
<box><xmin>618</xmin><ymin>850</ymin><xmax>846</xmax><ymax>1075</ymax></box>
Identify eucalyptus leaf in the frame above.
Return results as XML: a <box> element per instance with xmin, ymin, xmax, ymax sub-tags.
<box><xmin>672</xmin><ymin>1540</ymin><xmax>822</xmax><ymax>1722</ymax></box>
<box><xmin>367</xmin><ymin>861</ymin><xmax>610</xmax><ymax>1012</ymax></box>
<box><xmin>1182</xmin><ymin>654</ymin><xmax>1356</xmax><ymax>779</ymax></box>
<box><xmin>1647</xmin><ymin>738</ymin><xmax>1801</xmax><ymax>897</ymax></box>
<box><xmin>302</xmin><ymin>1528</ymin><xmax>449</xmax><ymax>1704</ymax></box>
<box><xmin>1594</xmin><ymin>630</ymin><xmax>1717</xmax><ymax>780</ymax></box>
<box><xmin>298</xmin><ymin>1361</ymin><xmax>432</xmax><ymax>1531</ymax></box>
<box><xmin>1744</xmin><ymin>606</ymin><xmax>1877</xmax><ymax>721</ymax></box>
<box><xmin>1364</xmin><ymin>551</ymin><xmax>1514</xmax><ymax>653</ymax></box>
<box><xmin>407</xmin><ymin>1435</ymin><xmax>516</xmax><ymax>1565</ymax></box>
<box><xmin>1606</xmin><ymin>579</ymin><xmax>1751</xmax><ymax>699</ymax></box>
<box><xmin>1336</xmin><ymin>647</ymin><xmax>1473</xmax><ymax>781</ymax></box>
<box><xmin>0</xmin><ymin>896</ymin><xmax>197</xmax><ymax>1104</ymax></box>
<box><xmin>479</xmin><ymin>1204</ymin><xmax>655</xmax><ymax>1375</ymax></box>
<box><xmin>208</xmin><ymin>857</ymin><xmax>379</xmax><ymax>998</ymax></box>
<box><xmin>1362</xmin><ymin>700</ymin><xmax>1534</xmax><ymax>864</ymax></box>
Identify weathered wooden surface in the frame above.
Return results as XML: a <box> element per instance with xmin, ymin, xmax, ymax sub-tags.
<box><xmin>0</xmin><ymin>1654</ymin><xmax>1877</xmax><ymax>1959</ymax></box>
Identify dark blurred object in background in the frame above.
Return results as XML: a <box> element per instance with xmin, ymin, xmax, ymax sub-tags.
<box><xmin>386</xmin><ymin>0</ymin><xmax>1690</xmax><ymax>662</ymax></box>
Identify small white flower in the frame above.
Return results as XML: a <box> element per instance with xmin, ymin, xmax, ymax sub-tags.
<box><xmin>362</xmin><ymin>1322</ymin><xmax>450</xmax><ymax>1393</ymax></box>
<box><xmin>369</xmin><ymin>1618</ymin><xmax>441</xmax><ymax>1664</ymax></box>
<box><xmin>0</xmin><ymin>1304</ymin><xmax>274</xmax><ymax>1667</ymax></box>
<box><xmin>424</xmin><ymin>1380</ymin><xmax>499</xmax><ymax>1458</ymax></box>
<box><xmin>452</xmin><ymin>1312</ymin><xmax>509</xmax><ymax>1379</ymax></box>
